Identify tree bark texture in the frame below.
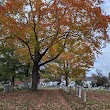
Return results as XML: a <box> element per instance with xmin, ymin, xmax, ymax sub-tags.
<box><xmin>31</xmin><ymin>63</ymin><xmax>40</xmax><ymax>91</ymax></box>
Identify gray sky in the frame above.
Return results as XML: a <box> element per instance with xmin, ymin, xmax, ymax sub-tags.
<box><xmin>87</xmin><ymin>0</ymin><xmax>110</xmax><ymax>77</ymax></box>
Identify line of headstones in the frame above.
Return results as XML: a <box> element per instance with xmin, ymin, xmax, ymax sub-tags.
<box><xmin>0</xmin><ymin>77</ymin><xmax>29</xmax><ymax>92</ymax></box>
<box><xmin>61</xmin><ymin>83</ymin><xmax>88</xmax><ymax>102</ymax></box>
<box><xmin>0</xmin><ymin>82</ymin><xmax>14</xmax><ymax>92</ymax></box>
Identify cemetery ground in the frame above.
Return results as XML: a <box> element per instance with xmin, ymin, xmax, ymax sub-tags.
<box><xmin>0</xmin><ymin>89</ymin><xmax>110</xmax><ymax>110</ymax></box>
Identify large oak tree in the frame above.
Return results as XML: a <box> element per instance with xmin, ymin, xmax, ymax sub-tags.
<box><xmin>0</xmin><ymin>0</ymin><xmax>110</xmax><ymax>91</ymax></box>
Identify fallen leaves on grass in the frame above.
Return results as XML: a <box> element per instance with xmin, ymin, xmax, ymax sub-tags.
<box><xmin>0</xmin><ymin>89</ymin><xmax>110</xmax><ymax>110</ymax></box>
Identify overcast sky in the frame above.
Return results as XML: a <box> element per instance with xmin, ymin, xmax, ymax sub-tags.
<box><xmin>87</xmin><ymin>0</ymin><xmax>110</xmax><ymax>77</ymax></box>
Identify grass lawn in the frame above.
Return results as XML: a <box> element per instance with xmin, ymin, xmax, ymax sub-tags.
<box><xmin>0</xmin><ymin>89</ymin><xmax>110</xmax><ymax>110</ymax></box>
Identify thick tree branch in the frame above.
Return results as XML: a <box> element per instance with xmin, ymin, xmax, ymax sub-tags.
<box><xmin>39</xmin><ymin>51</ymin><xmax>61</xmax><ymax>67</ymax></box>
<box><xmin>39</xmin><ymin>30</ymin><xmax>59</xmax><ymax>61</ymax></box>
<box><xmin>39</xmin><ymin>35</ymin><xmax>68</xmax><ymax>67</ymax></box>
<box><xmin>39</xmin><ymin>30</ymin><xmax>69</xmax><ymax>67</ymax></box>
<box><xmin>39</xmin><ymin>48</ymin><xmax>48</xmax><ymax>60</ymax></box>
<box><xmin>18</xmin><ymin>37</ymin><xmax>34</xmax><ymax>62</ymax></box>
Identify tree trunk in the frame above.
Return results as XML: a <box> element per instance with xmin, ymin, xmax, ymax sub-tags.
<box><xmin>31</xmin><ymin>63</ymin><xmax>40</xmax><ymax>91</ymax></box>
<box><xmin>11</xmin><ymin>75</ymin><xmax>15</xmax><ymax>86</ymax></box>
<box><xmin>25</xmin><ymin>70</ymin><xmax>28</xmax><ymax>77</ymax></box>
<box><xmin>65</xmin><ymin>73</ymin><xmax>68</xmax><ymax>87</ymax></box>
<box><xmin>24</xmin><ymin>63</ymin><xmax>30</xmax><ymax>89</ymax></box>
<box><xmin>25</xmin><ymin>62</ymin><xmax>30</xmax><ymax>77</ymax></box>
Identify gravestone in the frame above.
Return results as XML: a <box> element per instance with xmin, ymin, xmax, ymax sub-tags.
<box><xmin>23</xmin><ymin>77</ymin><xmax>29</xmax><ymax>89</ymax></box>
<box><xmin>84</xmin><ymin>88</ymin><xmax>87</xmax><ymax>102</ymax></box>
<box><xmin>78</xmin><ymin>86</ymin><xmax>82</xmax><ymax>98</ymax></box>
<box><xmin>0</xmin><ymin>82</ymin><xmax>3</xmax><ymax>88</ymax></box>
<box><xmin>9</xmin><ymin>85</ymin><xmax>14</xmax><ymax>92</ymax></box>
<box><xmin>4</xmin><ymin>84</ymin><xmax>14</xmax><ymax>92</ymax></box>
<box><xmin>83</xmin><ymin>82</ymin><xmax>88</xmax><ymax>102</ymax></box>
<box><xmin>4</xmin><ymin>84</ymin><xmax>9</xmax><ymax>92</ymax></box>
<box><xmin>75</xmin><ymin>86</ymin><xmax>79</xmax><ymax>96</ymax></box>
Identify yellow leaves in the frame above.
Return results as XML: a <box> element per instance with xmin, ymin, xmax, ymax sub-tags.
<box><xmin>60</xmin><ymin>52</ymin><xmax>74</xmax><ymax>61</ymax></box>
<box><xmin>16</xmin><ymin>47</ymin><xmax>32</xmax><ymax>63</ymax></box>
<box><xmin>74</xmin><ymin>48</ymin><xmax>84</xmax><ymax>55</ymax></box>
<box><xmin>29</xmin><ymin>30</ymin><xmax>36</xmax><ymax>44</ymax></box>
<box><xmin>49</xmin><ymin>44</ymin><xmax>59</xmax><ymax>53</ymax></box>
<box><xmin>46</xmin><ymin>63</ymin><xmax>61</xmax><ymax>77</ymax></box>
<box><xmin>41</xmin><ymin>43</ymin><xmax>62</xmax><ymax>62</ymax></box>
<box><xmin>16</xmin><ymin>47</ymin><xmax>28</xmax><ymax>54</ymax></box>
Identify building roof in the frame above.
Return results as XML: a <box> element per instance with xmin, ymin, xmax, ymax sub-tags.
<box><xmin>85</xmin><ymin>77</ymin><xmax>93</xmax><ymax>81</ymax></box>
<box><xmin>0</xmin><ymin>6</ymin><xmax>4</xmax><ymax>11</ymax></box>
<box><xmin>15</xmin><ymin>81</ymin><xmax>23</xmax><ymax>85</ymax></box>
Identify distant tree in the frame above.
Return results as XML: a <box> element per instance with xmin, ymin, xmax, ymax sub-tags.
<box><xmin>45</xmin><ymin>44</ymin><xmax>94</xmax><ymax>87</ymax></box>
<box><xmin>102</xmin><ymin>72</ymin><xmax>110</xmax><ymax>88</ymax></box>
<box><xmin>92</xmin><ymin>69</ymin><xmax>108</xmax><ymax>87</ymax></box>
<box><xmin>0</xmin><ymin>43</ymin><xmax>25</xmax><ymax>86</ymax></box>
